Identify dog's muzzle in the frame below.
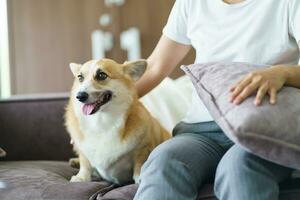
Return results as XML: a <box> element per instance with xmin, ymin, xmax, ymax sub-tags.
<box><xmin>76</xmin><ymin>92</ymin><xmax>89</xmax><ymax>103</ymax></box>
<box><xmin>80</xmin><ymin>91</ymin><xmax>113</xmax><ymax>115</ymax></box>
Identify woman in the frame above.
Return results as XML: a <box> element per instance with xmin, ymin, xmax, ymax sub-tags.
<box><xmin>134</xmin><ymin>0</ymin><xmax>300</xmax><ymax>199</ymax></box>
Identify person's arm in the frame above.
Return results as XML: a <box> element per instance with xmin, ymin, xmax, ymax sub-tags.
<box><xmin>136</xmin><ymin>35</ymin><xmax>191</xmax><ymax>97</ymax></box>
<box><xmin>283</xmin><ymin>66</ymin><xmax>300</xmax><ymax>88</ymax></box>
<box><xmin>280</xmin><ymin>42</ymin><xmax>300</xmax><ymax>88</ymax></box>
<box><xmin>230</xmin><ymin>42</ymin><xmax>300</xmax><ymax>106</ymax></box>
<box><xmin>231</xmin><ymin>0</ymin><xmax>300</xmax><ymax>106</ymax></box>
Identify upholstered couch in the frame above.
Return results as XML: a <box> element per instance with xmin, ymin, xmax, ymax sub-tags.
<box><xmin>0</xmin><ymin>94</ymin><xmax>300</xmax><ymax>200</ymax></box>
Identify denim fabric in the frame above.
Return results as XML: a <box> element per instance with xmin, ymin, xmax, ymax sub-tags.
<box><xmin>134</xmin><ymin>121</ymin><xmax>293</xmax><ymax>200</ymax></box>
<box><xmin>172</xmin><ymin>121</ymin><xmax>234</xmax><ymax>149</ymax></box>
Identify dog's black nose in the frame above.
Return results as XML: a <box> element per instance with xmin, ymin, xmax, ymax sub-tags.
<box><xmin>76</xmin><ymin>92</ymin><xmax>89</xmax><ymax>102</ymax></box>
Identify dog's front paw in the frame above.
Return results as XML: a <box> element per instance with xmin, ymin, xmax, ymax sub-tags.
<box><xmin>70</xmin><ymin>175</ymin><xmax>91</xmax><ymax>182</ymax></box>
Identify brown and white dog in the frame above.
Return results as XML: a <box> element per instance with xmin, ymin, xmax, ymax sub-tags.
<box><xmin>65</xmin><ymin>59</ymin><xmax>170</xmax><ymax>185</ymax></box>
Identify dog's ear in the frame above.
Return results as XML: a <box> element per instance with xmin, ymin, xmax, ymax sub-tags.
<box><xmin>69</xmin><ymin>63</ymin><xmax>82</xmax><ymax>77</ymax></box>
<box><xmin>123</xmin><ymin>60</ymin><xmax>147</xmax><ymax>81</ymax></box>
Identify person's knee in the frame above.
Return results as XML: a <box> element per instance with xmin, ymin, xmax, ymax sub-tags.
<box><xmin>136</xmin><ymin>136</ymin><xmax>203</xmax><ymax>200</ymax></box>
<box><xmin>214</xmin><ymin>146</ymin><xmax>289</xmax><ymax>200</ymax></box>
<box><xmin>140</xmin><ymin>139</ymin><xmax>181</xmax><ymax>174</ymax></box>
<box><xmin>214</xmin><ymin>146</ymin><xmax>252</xmax><ymax>194</ymax></box>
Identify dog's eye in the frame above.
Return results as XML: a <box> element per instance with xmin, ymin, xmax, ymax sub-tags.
<box><xmin>77</xmin><ymin>74</ymin><xmax>84</xmax><ymax>82</ymax></box>
<box><xmin>95</xmin><ymin>72</ymin><xmax>108</xmax><ymax>81</ymax></box>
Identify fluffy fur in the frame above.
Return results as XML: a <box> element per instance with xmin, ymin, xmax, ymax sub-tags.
<box><xmin>65</xmin><ymin>59</ymin><xmax>170</xmax><ymax>185</ymax></box>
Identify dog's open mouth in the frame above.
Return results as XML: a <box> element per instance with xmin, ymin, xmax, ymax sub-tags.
<box><xmin>82</xmin><ymin>91</ymin><xmax>113</xmax><ymax>115</ymax></box>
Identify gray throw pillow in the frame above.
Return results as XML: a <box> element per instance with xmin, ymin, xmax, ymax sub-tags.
<box><xmin>182</xmin><ymin>62</ymin><xmax>300</xmax><ymax>169</ymax></box>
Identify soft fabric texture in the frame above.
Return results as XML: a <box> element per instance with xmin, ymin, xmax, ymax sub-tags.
<box><xmin>182</xmin><ymin>62</ymin><xmax>300</xmax><ymax>169</ymax></box>
<box><xmin>0</xmin><ymin>161</ymin><xmax>112</xmax><ymax>200</ymax></box>
<box><xmin>163</xmin><ymin>0</ymin><xmax>300</xmax><ymax>123</ymax></box>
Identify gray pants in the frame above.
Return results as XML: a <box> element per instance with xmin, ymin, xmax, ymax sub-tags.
<box><xmin>134</xmin><ymin>121</ymin><xmax>293</xmax><ymax>200</ymax></box>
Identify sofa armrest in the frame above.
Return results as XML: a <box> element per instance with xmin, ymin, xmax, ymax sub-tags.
<box><xmin>0</xmin><ymin>93</ymin><xmax>75</xmax><ymax>161</ymax></box>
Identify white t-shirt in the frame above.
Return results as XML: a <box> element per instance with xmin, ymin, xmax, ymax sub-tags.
<box><xmin>163</xmin><ymin>0</ymin><xmax>300</xmax><ymax>123</ymax></box>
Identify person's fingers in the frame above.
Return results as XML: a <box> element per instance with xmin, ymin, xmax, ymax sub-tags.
<box><xmin>254</xmin><ymin>83</ymin><xmax>269</xmax><ymax>106</ymax></box>
<box><xmin>230</xmin><ymin>76</ymin><xmax>252</xmax><ymax>102</ymax></box>
<box><xmin>233</xmin><ymin>81</ymin><xmax>260</xmax><ymax>105</ymax></box>
<box><xmin>230</xmin><ymin>85</ymin><xmax>236</xmax><ymax>92</ymax></box>
<box><xmin>269</xmin><ymin>88</ymin><xmax>277</xmax><ymax>104</ymax></box>
<box><xmin>230</xmin><ymin>79</ymin><xmax>243</xmax><ymax>92</ymax></box>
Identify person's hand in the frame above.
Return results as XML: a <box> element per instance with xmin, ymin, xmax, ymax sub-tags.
<box><xmin>230</xmin><ymin>66</ymin><xmax>288</xmax><ymax>106</ymax></box>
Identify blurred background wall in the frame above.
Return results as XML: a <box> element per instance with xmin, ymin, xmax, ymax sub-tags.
<box><xmin>4</xmin><ymin>0</ymin><xmax>195</xmax><ymax>95</ymax></box>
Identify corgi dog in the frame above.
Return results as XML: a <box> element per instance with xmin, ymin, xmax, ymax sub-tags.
<box><xmin>65</xmin><ymin>59</ymin><xmax>170</xmax><ymax>185</ymax></box>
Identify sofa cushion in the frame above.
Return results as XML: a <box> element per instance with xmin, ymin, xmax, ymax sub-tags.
<box><xmin>0</xmin><ymin>161</ymin><xmax>221</xmax><ymax>200</ymax></box>
<box><xmin>91</xmin><ymin>183</ymin><xmax>218</xmax><ymax>200</ymax></box>
<box><xmin>1</xmin><ymin>161</ymin><xmax>300</xmax><ymax>200</ymax></box>
<box><xmin>94</xmin><ymin>180</ymin><xmax>300</xmax><ymax>200</ymax></box>
<box><xmin>181</xmin><ymin>62</ymin><xmax>300</xmax><ymax>169</ymax></box>
<box><xmin>0</xmin><ymin>161</ymin><xmax>110</xmax><ymax>200</ymax></box>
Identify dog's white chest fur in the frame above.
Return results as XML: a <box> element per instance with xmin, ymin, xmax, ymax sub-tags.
<box><xmin>74</xmin><ymin>104</ymin><xmax>136</xmax><ymax>184</ymax></box>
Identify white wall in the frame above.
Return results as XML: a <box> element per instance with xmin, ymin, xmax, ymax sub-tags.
<box><xmin>0</xmin><ymin>0</ymin><xmax>11</xmax><ymax>98</ymax></box>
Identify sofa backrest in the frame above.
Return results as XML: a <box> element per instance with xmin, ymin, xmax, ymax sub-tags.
<box><xmin>0</xmin><ymin>93</ymin><xmax>75</xmax><ymax>161</ymax></box>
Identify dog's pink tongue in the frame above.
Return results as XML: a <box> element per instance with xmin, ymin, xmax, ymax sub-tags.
<box><xmin>82</xmin><ymin>103</ymin><xmax>96</xmax><ymax>115</ymax></box>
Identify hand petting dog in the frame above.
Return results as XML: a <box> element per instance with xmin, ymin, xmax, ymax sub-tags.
<box><xmin>230</xmin><ymin>65</ymin><xmax>300</xmax><ymax>106</ymax></box>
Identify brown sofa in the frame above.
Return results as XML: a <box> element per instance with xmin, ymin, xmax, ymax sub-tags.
<box><xmin>0</xmin><ymin>94</ymin><xmax>300</xmax><ymax>200</ymax></box>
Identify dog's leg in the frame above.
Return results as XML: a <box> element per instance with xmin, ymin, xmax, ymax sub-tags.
<box><xmin>133</xmin><ymin>149</ymin><xmax>149</xmax><ymax>183</ymax></box>
<box><xmin>70</xmin><ymin>152</ymin><xmax>92</xmax><ymax>182</ymax></box>
<box><xmin>69</xmin><ymin>141</ymin><xmax>80</xmax><ymax>168</ymax></box>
